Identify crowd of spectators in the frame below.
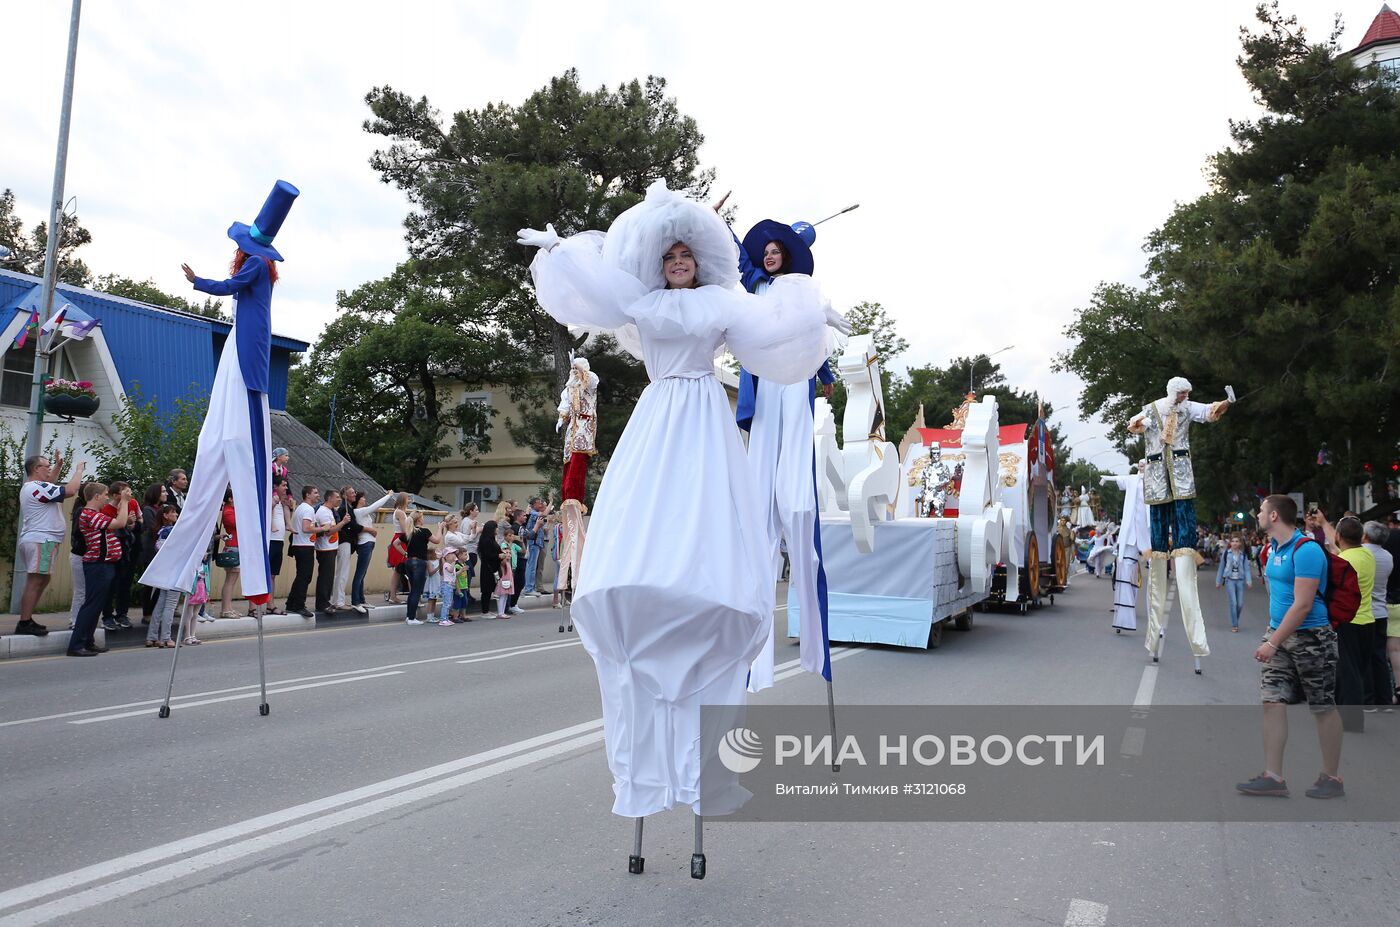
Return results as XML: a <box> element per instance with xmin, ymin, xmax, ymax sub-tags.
<box><xmin>12</xmin><ymin>450</ymin><xmax>571</xmax><ymax>651</ymax></box>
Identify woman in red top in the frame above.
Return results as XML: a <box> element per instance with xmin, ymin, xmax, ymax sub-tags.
<box><xmin>219</xmin><ymin>488</ymin><xmax>242</xmax><ymax>618</ymax></box>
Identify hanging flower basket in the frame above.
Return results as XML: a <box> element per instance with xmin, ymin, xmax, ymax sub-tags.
<box><xmin>43</xmin><ymin>379</ymin><xmax>99</xmax><ymax>418</ymax></box>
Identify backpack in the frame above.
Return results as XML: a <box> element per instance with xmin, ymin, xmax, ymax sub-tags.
<box><xmin>1294</xmin><ymin>536</ymin><xmax>1362</xmax><ymax>629</ymax></box>
<box><xmin>70</xmin><ymin>503</ymin><xmax>86</xmax><ymax>556</ymax></box>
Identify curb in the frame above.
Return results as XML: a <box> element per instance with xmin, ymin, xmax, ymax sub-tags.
<box><xmin>0</xmin><ymin>602</ymin><xmax>418</xmax><ymax>659</ymax></box>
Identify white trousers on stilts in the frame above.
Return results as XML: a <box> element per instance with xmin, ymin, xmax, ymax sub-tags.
<box><xmin>142</xmin><ymin>334</ymin><xmax>271</xmax><ymax>599</ymax></box>
<box><xmin>1111</xmin><ymin>547</ymin><xmax>1141</xmax><ymax>630</ymax></box>
<box><xmin>746</xmin><ymin>378</ymin><xmax>826</xmax><ymax>692</ymax></box>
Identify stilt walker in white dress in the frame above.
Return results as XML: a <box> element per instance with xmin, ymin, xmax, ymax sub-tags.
<box><xmin>1127</xmin><ymin>376</ymin><xmax>1232</xmax><ymax>674</ymax></box>
<box><xmin>1103</xmin><ymin>463</ymin><xmax>1150</xmax><ymax>632</ymax></box>
<box><xmin>518</xmin><ymin>181</ymin><xmax>840</xmax><ymax>878</ymax></box>
<box><xmin>143</xmin><ymin>180</ymin><xmax>299</xmax><ymax>718</ymax></box>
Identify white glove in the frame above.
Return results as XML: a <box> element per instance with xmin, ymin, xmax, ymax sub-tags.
<box><xmin>555</xmin><ymin>418</ymin><xmax>564</xmax><ymax>433</ymax></box>
<box><xmin>516</xmin><ymin>223</ymin><xmax>561</xmax><ymax>252</ymax></box>
<box><xmin>824</xmin><ymin>304</ymin><xmax>853</xmax><ymax>335</ymax></box>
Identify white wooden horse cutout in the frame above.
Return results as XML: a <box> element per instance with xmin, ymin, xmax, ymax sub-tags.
<box><xmin>827</xmin><ymin>334</ymin><xmax>900</xmax><ymax>553</ymax></box>
<box><xmin>955</xmin><ymin>396</ymin><xmax>1008</xmax><ymax>595</ymax></box>
<box><xmin>813</xmin><ymin>398</ymin><xmax>843</xmax><ymax>516</ymax></box>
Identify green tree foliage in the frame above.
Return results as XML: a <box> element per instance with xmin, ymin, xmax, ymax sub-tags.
<box><xmin>361</xmin><ymin>70</ymin><xmax>716</xmax><ymax>482</ymax></box>
<box><xmin>287</xmin><ymin>262</ymin><xmax>507</xmax><ymax>493</ymax></box>
<box><xmin>82</xmin><ymin>385</ymin><xmax>207</xmax><ymax>493</ymax></box>
<box><xmin>94</xmin><ymin>274</ymin><xmax>228</xmax><ymax>320</ymax></box>
<box><xmin>1057</xmin><ymin>3</ymin><xmax>1400</xmax><ymax>516</ymax></box>
<box><xmin>0</xmin><ymin>188</ymin><xmax>92</xmax><ymax>285</ymax></box>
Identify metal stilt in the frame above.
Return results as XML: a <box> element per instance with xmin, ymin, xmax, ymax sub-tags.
<box><xmin>255</xmin><ymin>607</ymin><xmax>270</xmax><ymax>716</ymax></box>
<box><xmin>826</xmin><ymin>677</ymin><xmax>840</xmax><ymax>773</ymax></box>
<box><xmin>157</xmin><ymin>618</ymin><xmax>184</xmax><ymax>719</ymax></box>
<box><xmin>690</xmin><ymin>813</ymin><xmax>706</xmax><ymax>879</ymax></box>
<box><xmin>628</xmin><ymin>817</ymin><xmax>645</xmax><ymax>874</ymax></box>
<box><xmin>1193</xmin><ymin>655</ymin><xmax>1202</xmax><ymax>676</ymax></box>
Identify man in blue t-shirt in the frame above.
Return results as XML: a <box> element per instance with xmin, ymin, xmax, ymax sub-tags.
<box><xmin>1236</xmin><ymin>495</ymin><xmax>1343</xmax><ymax>800</ymax></box>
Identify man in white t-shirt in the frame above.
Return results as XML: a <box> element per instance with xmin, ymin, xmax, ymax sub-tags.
<box><xmin>15</xmin><ymin>452</ymin><xmax>85</xmax><ymax>636</ymax></box>
<box><xmin>286</xmin><ymin>486</ymin><xmax>321</xmax><ymax>618</ymax></box>
<box><xmin>313</xmin><ymin>489</ymin><xmax>349</xmax><ymax>615</ymax></box>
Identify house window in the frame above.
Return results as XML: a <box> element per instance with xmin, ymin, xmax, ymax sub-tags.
<box><xmin>1379</xmin><ymin>57</ymin><xmax>1400</xmax><ymax>81</ymax></box>
<box><xmin>458</xmin><ymin>391</ymin><xmax>491</xmax><ymax>442</ymax></box>
<box><xmin>458</xmin><ymin>486</ymin><xmax>489</xmax><ymax>510</ymax></box>
<box><xmin>2</xmin><ymin>339</ymin><xmax>37</xmax><ymax>408</ymax></box>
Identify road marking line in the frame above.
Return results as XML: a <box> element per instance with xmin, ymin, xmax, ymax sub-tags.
<box><xmin>0</xmin><ymin>718</ymin><xmax>605</xmax><ymax>916</ymax></box>
<box><xmin>773</xmin><ymin>646</ymin><xmax>863</xmax><ymax>682</ymax></box>
<box><xmin>1</xmin><ymin>638</ymin><xmax>581</xmax><ymax>728</ymax></box>
<box><xmin>1</xmin><ymin>647</ymin><xmax>868</xmax><ymax>922</ymax></box>
<box><xmin>69</xmin><ymin>672</ymin><xmax>406</xmax><ymax>724</ymax></box>
<box><xmin>0</xmin><ymin>731</ymin><xmax>606</xmax><ymax>927</ymax></box>
<box><xmin>1064</xmin><ymin>898</ymin><xmax>1108</xmax><ymax>926</ymax></box>
<box><xmin>456</xmin><ymin>640</ymin><xmax>581</xmax><ymax>664</ymax></box>
<box><xmin>1132</xmin><ymin>666</ymin><xmax>1158</xmax><ymax>709</ymax></box>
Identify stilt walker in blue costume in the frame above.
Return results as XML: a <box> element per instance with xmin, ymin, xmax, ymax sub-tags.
<box><xmin>732</xmin><ymin>217</ymin><xmax>849</xmax><ymax>692</ymax></box>
<box><xmin>143</xmin><ymin>181</ymin><xmax>299</xmax><ymax>718</ymax></box>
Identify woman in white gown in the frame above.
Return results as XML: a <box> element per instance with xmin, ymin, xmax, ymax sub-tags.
<box><xmin>518</xmin><ymin>182</ymin><xmax>839</xmax><ymax>820</ymax></box>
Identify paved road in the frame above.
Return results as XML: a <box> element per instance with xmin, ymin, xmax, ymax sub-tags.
<box><xmin>2</xmin><ymin>575</ymin><xmax>1396</xmax><ymax>926</ymax></box>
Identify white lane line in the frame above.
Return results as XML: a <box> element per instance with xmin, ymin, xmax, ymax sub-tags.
<box><xmin>0</xmin><ymin>718</ymin><xmax>605</xmax><ymax>916</ymax></box>
<box><xmin>69</xmin><ymin>673</ymin><xmax>406</xmax><ymax>724</ymax></box>
<box><xmin>2</xmin><ymin>638</ymin><xmax>582</xmax><ymax>728</ymax></box>
<box><xmin>0</xmin><ymin>730</ymin><xmax>605</xmax><ymax>927</ymax></box>
<box><xmin>1064</xmin><ymin>898</ymin><xmax>1109</xmax><ymax>926</ymax></box>
<box><xmin>3</xmin><ymin>647</ymin><xmax>869</xmax><ymax>923</ymax></box>
<box><xmin>456</xmin><ymin>640</ymin><xmax>580</xmax><ymax>664</ymax></box>
<box><xmin>1132</xmin><ymin>666</ymin><xmax>1158</xmax><ymax>709</ymax></box>
<box><xmin>772</xmin><ymin>646</ymin><xmax>863</xmax><ymax>683</ymax></box>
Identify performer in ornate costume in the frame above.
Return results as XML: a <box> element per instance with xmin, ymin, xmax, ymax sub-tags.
<box><xmin>1102</xmin><ymin>461</ymin><xmax>1150</xmax><ymax>632</ymax></box>
<box><xmin>1127</xmin><ymin>376</ymin><xmax>1231</xmax><ymax>672</ymax></box>
<box><xmin>518</xmin><ymin>181</ymin><xmax>841</xmax><ymax>875</ymax></box>
<box><xmin>556</xmin><ymin>356</ymin><xmax>599</xmax><ymax>503</ymax></box>
<box><xmin>732</xmin><ymin>215</ymin><xmax>849</xmax><ymax>692</ymax></box>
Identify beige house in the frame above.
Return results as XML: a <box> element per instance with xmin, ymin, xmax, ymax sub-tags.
<box><xmin>422</xmin><ymin>363</ymin><xmax>740</xmax><ymax>509</ymax></box>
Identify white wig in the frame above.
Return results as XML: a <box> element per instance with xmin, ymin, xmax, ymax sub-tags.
<box><xmin>1167</xmin><ymin>376</ymin><xmax>1193</xmax><ymax>397</ymax></box>
<box><xmin>572</xmin><ymin>356</ymin><xmax>591</xmax><ymax>373</ymax></box>
<box><xmin>601</xmin><ymin>180</ymin><xmax>740</xmax><ymax>291</ymax></box>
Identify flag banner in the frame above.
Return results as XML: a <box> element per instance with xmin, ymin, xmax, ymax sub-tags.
<box><xmin>700</xmin><ymin>704</ymin><xmax>1399</xmax><ymax>822</ymax></box>
<box><xmin>12</xmin><ymin>309</ymin><xmax>38</xmax><ymax>348</ymax></box>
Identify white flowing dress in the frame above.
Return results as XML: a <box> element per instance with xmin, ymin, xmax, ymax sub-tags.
<box><xmin>531</xmin><ymin>234</ymin><xmax>831</xmax><ymax>817</ymax></box>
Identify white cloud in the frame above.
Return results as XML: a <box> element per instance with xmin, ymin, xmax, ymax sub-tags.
<box><xmin>4</xmin><ymin>0</ymin><xmax>1370</xmax><ymax>469</ymax></box>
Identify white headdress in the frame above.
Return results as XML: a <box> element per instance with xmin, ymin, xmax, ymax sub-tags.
<box><xmin>601</xmin><ymin>180</ymin><xmax>740</xmax><ymax>291</ymax></box>
<box><xmin>1166</xmin><ymin>376</ymin><xmax>1193</xmax><ymax>398</ymax></box>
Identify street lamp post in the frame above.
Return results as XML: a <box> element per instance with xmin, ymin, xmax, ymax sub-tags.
<box><xmin>970</xmin><ymin>345</ymin><xmax>1013</xmax><ymax>395</ymax></box>
<box><xmin>9</xmin><ymin>0</ymin><xmax>83</xmax><ymax>614</ymax></box>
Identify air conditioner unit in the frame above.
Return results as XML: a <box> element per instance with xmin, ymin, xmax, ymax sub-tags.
<box><xmin>481</xmin><ymin>485</ymin><xmax>501</xmax><ymax>502</ymax></box>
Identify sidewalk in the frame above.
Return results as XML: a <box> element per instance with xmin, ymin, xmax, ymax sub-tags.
<box><xmin>0</xmin><ymin>591</ymin><xmax>565</xmax><ymax>659</ymax></box>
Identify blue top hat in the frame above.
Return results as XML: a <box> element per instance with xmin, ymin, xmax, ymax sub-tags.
<box><xmin>228</xmin><ymin>180</ymin><xmax>300</xmax><ymax>262</ymax></box>
<box><xmin>742</xmin><ymin>219</ymin><xmax>816</xmax><ymax>277</ymax></box>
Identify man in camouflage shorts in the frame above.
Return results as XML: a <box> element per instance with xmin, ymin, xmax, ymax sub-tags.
<box><xmin>1236</xmin><ymin>495</ymin><xmax>1343</xmax><ymax>799</ymax></box>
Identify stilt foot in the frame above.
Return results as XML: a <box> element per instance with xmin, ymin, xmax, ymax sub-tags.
<box><xmin>628</xmin><ymin>855</ymin><xmax>645</xmax><ymax>875</ymax></box>
<box><xmin>157</xmin><ymin>705</ymin><xmax>170</xmax><ymax>719</ymax></box>
<box><xmin>690</xmin><ymin>853</ymin><xmax>706</xmax><ymax>880</ymax></box>
<box><xmin>259</xmin><ymin>703</ymin><xmax>270</xmax><ymax>716</ymax></box>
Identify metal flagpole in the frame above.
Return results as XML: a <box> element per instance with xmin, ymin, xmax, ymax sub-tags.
<box><xmin>9</xmin><ymin>0</ymin><xmax>83</xmax><ymax>614</ymax></box>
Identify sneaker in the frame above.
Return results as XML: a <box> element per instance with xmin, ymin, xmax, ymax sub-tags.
<box><xmin>510</xmin><ymin>606</ymin><xmax>524</xmax><ymax>615</ymax></box>
<box><xmin>437</xmin><ymin>618</ymin><xmax>453</xmax><ymax>626</ymax></box>
<box><xmin>354</xmin><ymin>604</ymin><xmax>369</xmax><ymax>616</ymax></box>
<box><xmin>1305</xmin><ymin>774</ymin><xmax>1344</xmax><ymax>799</ymax></box>
<box><xmin>405</xmin><ymin>618</ymin><xmax>424</xmax><ymax>625</ymax></box>
<box><xmin>298</xmin><ymin>608</ymin><xmax>314</xmax><ymax>619</ymax></box>
<box><xmin>86</xmin><ymin>643</ymin><xmax>109</xmax><ymax>653</ymax></box>
<box><xmin>115</xmin><ymin>615</ymin><xmax>132</xmax><ymax>629</ymax></box>
<box><xmin>66</xmin><ymin>648</ymin><xmax>99</xmax><ymax>657</ymax></box>
<box><xmin>14</xmin><ymin>618</ymin><xmax>50</xmax><ymax>637</ymax></box>
<box><xmin>101</xmin><ymin>617</ymin><xmax>119</xmax><ymax>632</ymax></box>
<box><xmin>1362</xmin><ymin>706</ymin><xmax>1378</xmax><ymax>714</ymax></box>
<box><xmin>1235</xmin><ymin>772</ymin><xmax>1289</xmax><ymax>797</ymax></box>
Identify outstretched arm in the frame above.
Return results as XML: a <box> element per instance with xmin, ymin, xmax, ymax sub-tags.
<box><xmin>188</xmin><ymin>256</ymin><xmax>265</xmax><ymax>297</ymax></box>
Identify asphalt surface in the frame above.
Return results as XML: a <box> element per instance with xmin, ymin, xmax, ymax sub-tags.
<box><xmin>2</xmin><ymin>574</ymin><xmax>1396</xmax><ymax>926</ymax></box>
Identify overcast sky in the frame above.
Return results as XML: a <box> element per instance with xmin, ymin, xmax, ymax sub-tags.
<box><xmin>4</xmin><ymin>1</ymin><xmax>1379</xmax><ymax>469</ymax></box>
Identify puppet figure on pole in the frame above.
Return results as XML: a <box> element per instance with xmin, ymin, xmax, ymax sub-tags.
<box><xmin>142</xmin><ymin>180</ymin><xmax>299</xmax><ymax>717</ymax></box>
<box><xmin>1127</xmin><ymin>376</ymin><xmax>1231</xmax><ymax>674</ymax></box>
<box><xmin>554</xmin><ymin>356</ymin><xmax>598</xmax><ymax>626</ymax></box>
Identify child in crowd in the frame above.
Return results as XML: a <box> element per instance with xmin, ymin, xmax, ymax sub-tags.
<box><xmin>146</xmin><ymin>506</ymin><xmax>181</xmax><ymax>647</ymax></box>
<box><xmin>177</xmin><ymin>538</ymin><xmax>213</xmax><ymax>646</ymax></box>
<box><xmin>1215</xmin><ymin>533</ymin><xmax>1253</xmax><ymax>631</ymax></box>
<box><xmin>437</xmin><ymin>551</ymin><xmax>458</xmax><ymax>626</ymax></box>
<box><xmin>453</xmin><ymin>551</ymin><xmax>473</xmax><ymax>621</ymax></box>
<box><xmin>385</xmin><ymin>532</ymin><xmax>407</xmax><ymax>604</ymax></box>
<box><xmin>505</xmin><ymin>529</ymin><xmax>526</xmax><ymax>615</ymax></box>
<box><xmin>496</xmin><ymin>547</ymin><xmax>514</xmax><ymax>619</ymax></box>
